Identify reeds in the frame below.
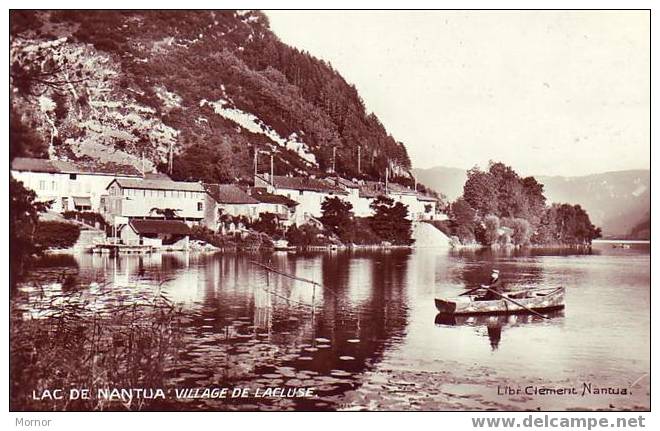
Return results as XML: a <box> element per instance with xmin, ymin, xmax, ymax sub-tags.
<box><xmin>10</xmin><ymin>278</ymin><xmax>184</xmax><ymax>411</ymax></box>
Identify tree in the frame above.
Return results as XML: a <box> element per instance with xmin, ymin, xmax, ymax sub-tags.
<box><xmin>10</xmin><ymin>176</ymin><xmax>51</xmax><ymax>292</ymax></box>
<box><xmin>10</xmin><ymin>107</ymin><xmax>47</xmax><ymax>160</ymax></box>
<box><xmin>456</xmin><ymin>161</ymin><xmax>600</xmax><ymax>246</ymax></box>
<box><xmin>502</xmin><ymin>217</ymin><xmax>533</xmax><ymax>246</ymax></box>
<box><xmin>449</xmin><ymin>198</ymin><xmax>477</xmax><ymax>243</ymax></box>
<box><xmin>168</xmin><ymin>140</ymin><xmax>235</xmax><ymax>184</ymax></box>
<box><xmin>476</xmin><ymin>215</ymin><xmax>500</xmax><ymax>246</ymax></box>
<box><xmin>249</xmin><ymin>212</ymin><xmax>280</xmax><ymax>236</ymax></box>
<box><xmin>369</xmin><ymin>196</ymin><xmax>413</xmax><ymax>245</ymax></box>
<box><xmin>463</xmin><ymin>166</ymin><xmax>498</xmax><ymax>217</ymax></box>
<box><xmin>319</xmin><ymin>196</ymin><xmax>353</xmax><ymax>241</ymax></box>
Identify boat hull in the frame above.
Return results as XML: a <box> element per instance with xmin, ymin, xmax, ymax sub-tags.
<box><xmin>435</xmin><ymin>287</ymin><xmax>565</xmax><ymax>316</ymax></box>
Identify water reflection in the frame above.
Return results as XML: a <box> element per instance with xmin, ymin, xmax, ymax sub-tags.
<box><xmin>435</xmin><ymin>310</ymin><xmax>566</xmax><ymax>351</ymax></box>
<box><xmin>15</xmin><ymin>243</ymin><xmax>650</xmax><ymax>411</ymax></box>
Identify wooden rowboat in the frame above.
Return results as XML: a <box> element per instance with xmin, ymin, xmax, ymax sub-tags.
<box><xmin>434</xmin><ymin>287</ymin><xmax>565</xmax><ymax>316</ymax></box>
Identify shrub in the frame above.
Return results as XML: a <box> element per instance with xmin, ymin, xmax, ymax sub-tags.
<box><xmin>475</xmin><ymin>215</ymin><xmax>500</xmax><ymax>246</ymax></box>
<box><xmin>502</xmin><ymin>217</ymin><xmax>533</xmax><ymax>246</ymax></box>
<box><xmin>247</xmin><ymin>212</ymin><xmax>281</xmax><ymax>237</ymax></box>
<box><xmin>285</xmin><ymin>223</ymin><xmax>329</xmax><ymax>247</ymax></box>
<box><xmin>33</xmin><ymin>221</ymin><xmax>81</xmax><ymax>250</ymax></box>
<box><xmin>62</xmin><ymin>211</ymin><xmax>109</xmax><ymax>231</ymax></box>
<box><xmin>350</xmin><ymin>218</ymin><xmax>382</xmax><ymax>245</ymax></box>
<box><xmin>189</xmin><ymin>225</ymin><xmax>236</xmax><ymax>248</ymax></box>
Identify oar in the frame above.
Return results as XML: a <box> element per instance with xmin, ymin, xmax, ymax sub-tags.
<box><xmin>482</xmin><ymin>287</ymin><xmax>550</xmax><ymax>320</ymax></box>
<box><xmin>459</xmin><ymin>285</ymin><xmax>488</xmax><ymax>296</ymax></box>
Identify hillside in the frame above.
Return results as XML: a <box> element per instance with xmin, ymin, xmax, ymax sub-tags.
<box><xmin>414</xmin><ymin>166</ymin><xmax>650</xmax><ymax>238</ymax></box>
<box><xmin>10</xmin><ymin>11</ymin><xmax>412</xmax><ymax>184</ymax></box>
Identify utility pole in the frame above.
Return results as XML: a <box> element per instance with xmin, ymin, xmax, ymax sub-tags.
<box><xmin>253</xmin><ymin>148</ymin><xmax>258</xmax><ymax>176</ymax></box>
<box><xmin>141</xmin><ymin>152</ymin><xmax>145</xmax><ymax>177</ymax></box>
<box><xmin>385</xmin><ymin>163</ymin><xmax>389</xmax><ymax>194</ymax></box>
<box><xmin>332</xmin><ymin>146</ymin><xmax>336</xmax><ymax>173</ymax></box>
<box><xmin>168</xmin><ymin>142</ymin><xmax>173</xmax><ymax>175</ymax></box>
<box><xmin>270</xmin><ymin>153</ymin><xmax>274</xmax><ymax>186</ymax></box>
<box><xmin>357</xmin><ymin>146</ymin><xmax>361</xmax><ymax>174</ymax></box>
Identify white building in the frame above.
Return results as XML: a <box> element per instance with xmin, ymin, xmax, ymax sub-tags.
<box><xmin>102</xmin><ymin>177</ymin><xmax>207</xmax><ymax>227</ymax></box>
<box><xmin>249</xmin><ymin>188</ymin><xmax>299</xmax><ymax>226</ymax></box>
<box><xmin>11</xmin><ymin>157</ymin><xmax>142</xmax><ymax>212</ymax></box>
<box><xmin>254</xmin><ymin>174</ymin><xmax>348</xmax><ymax>225</ymax></box>
<box><xmin>202</xmin><ymin>183</ymin><xmax>260</xmax><ymax>231</ymax></box>
<box><xmin>325</xmin><ymin>177</ymin><xmax>375</xmax><ymax>217</ymax></box>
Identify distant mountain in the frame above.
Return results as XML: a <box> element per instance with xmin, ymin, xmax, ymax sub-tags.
<box><xmin>412</xmin><ymin>166</ymin><xmax>467</xmax><ymax>201</ymax></box>
<box><xmin>413</xmin><ymin>166</ymin><xmax>650</xmax><ymax>238</ymax></box>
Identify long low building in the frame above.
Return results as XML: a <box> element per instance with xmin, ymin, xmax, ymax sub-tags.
<box><xmin>11</xmin><ymin>157</ymin><xmax>142</xmax><ymax>212</ymax></box>
<box><xmin>254</xmin><ymin>174</ymin><xmax>347</xmax><ymax>225</ymax></box>
<box><xmin>119</xmin><ymin>219</ymin><xmax>191</xmax><ymax>249</ymax></box>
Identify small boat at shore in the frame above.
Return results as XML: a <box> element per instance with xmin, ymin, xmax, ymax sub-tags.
<box><xmin>435</xmin><ymin>287</ymin><xmax>565</xmax><ymax>316</ymax></box>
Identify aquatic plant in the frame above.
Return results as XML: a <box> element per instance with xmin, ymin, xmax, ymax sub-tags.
<box><xmin>10</xmin><ymin>279</ymin><xmax>185</xmax><ymax>411</ymax></box>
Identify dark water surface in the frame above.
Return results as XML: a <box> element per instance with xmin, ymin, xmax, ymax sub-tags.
<box><xmin>16</xmin><ymin>243</ymin><xmax>650</xmax><ymax>410</ymax></box>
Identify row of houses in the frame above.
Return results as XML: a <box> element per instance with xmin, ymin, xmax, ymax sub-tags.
<box><xmin>11</xmin><ymin>157</ymin><xmax>441</xmax><ymax>247</ymax></box>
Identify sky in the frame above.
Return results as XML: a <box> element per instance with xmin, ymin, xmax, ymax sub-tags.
<box><xmin>266</xmin><ymin>11</ymin><xmax>650</xmax><ymax>177</ymax></box>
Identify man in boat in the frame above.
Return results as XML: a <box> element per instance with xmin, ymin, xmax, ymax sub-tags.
<box><xmin>478</xmin><ymin>269</ymin><xmax>504</xmax><ymax>301</ymax></box>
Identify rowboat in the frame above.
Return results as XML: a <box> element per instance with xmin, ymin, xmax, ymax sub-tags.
<box><xmin>434</xmin><ymin>287</ymin><xmax>565</xmax><ymax>316</ymax></box>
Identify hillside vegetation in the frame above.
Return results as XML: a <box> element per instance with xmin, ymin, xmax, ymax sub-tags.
<box><xmin>447</xmin><ymin>162</ymin><xmax>601</xmax><ymax>246</ymax></box>
<box><xmin>414</xmin><ymin>166</ymin><xmax>649</xmax><ymax>238</ymax></box>
<box><xmin>10</xmin><ymin>10</ymin><xmax>412</xmax><ymax>184</ymax></box>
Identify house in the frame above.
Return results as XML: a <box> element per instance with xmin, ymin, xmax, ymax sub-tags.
<box><xmin>203</xmin><ymin>183</ymin><xmax>260</xmax><ymax>231</ymax></box>
<box><xmin>325</xmin><ymin>177</ymin><xmax>377</xmax><ymax>217</ymax></box>
<box><xmin>11</xmin><ymin>157</ymin><xmax>142</xmax><ymax>213</ymax></box>
<box><xmin>249</xmin><ymin>188</ymin><xmax>299</xmax><ymax>226</ymax></box>
<box><xmin>356</xmin><ymin>180</ymin><xmax>439</xmax><ymax>220</ymax></box>
<box><xmin>254</xmin><ymin>174</ymin><xmax>348</xmax><ymax>225</ymax></box>
<box><xmin>416</xmin><ymin>193</ymin><xmax>440</xmax><ymax>220</ymax></box>
<box><xmin>102</xmin><ymin>177</ymin><xmax>207</xmax><ymax>228</ymax></box>
<box><xmin>119</xmin><ymin>219</ymin><xmax>191</xmax><ymax>250</ymax></box>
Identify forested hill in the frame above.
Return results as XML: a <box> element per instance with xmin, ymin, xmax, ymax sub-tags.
<box><xmin>10</xmin><ymin>11</ymin><xmax>412</xmax><ymax>184</ymax></box>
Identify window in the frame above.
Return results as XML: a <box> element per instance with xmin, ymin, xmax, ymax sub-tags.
<box><xmin>69</xmin><ymin>174</ymin><xmax>77</xmax><ymax>180</ymax></box>
<box><xmin>51</xmin><ymin>181</ymin><xmax>57</xmax><ymax>191</ymax></box>
<box><xmin>39</xmin><ymin>180</ymin><xmax>46</xmax><ymax>190</ymax></box>
<box><xmin>197</xmin><ymin>202</ymin><xmax>203</xmax><ymax>211</ymax></box>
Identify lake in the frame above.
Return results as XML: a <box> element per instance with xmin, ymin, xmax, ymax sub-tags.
<box><xmin>12</xmin><ymin>243</ymin><xmax>650</xmax><ymax>411</ymax></box>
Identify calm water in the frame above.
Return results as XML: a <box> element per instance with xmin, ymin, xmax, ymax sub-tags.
<box><xmin>16</xmin><ymin>243</ymin><xmax>650</xmax><ymax>411</ymax></box>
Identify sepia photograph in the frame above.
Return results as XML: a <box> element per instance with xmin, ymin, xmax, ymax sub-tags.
<box><xmin>7</xmin><ymin>7</ymin><xmax>651</xmax><ymax>419</ymax></box>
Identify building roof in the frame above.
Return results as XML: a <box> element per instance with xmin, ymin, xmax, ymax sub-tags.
<box><xmin>11</xmin><ymin>157</ymin><xmax>142</xmax><ymax>177</ymax></box>
<box><xmin>359</xmin><ymin>181</ymin><xmax>386</xmax><ymax>198</ymax></box>
<box><xmin>250</xmin><ymin>188</ymin><xmax>299</xmax><ymax>207</ymax></box>
<box><xmin>386</xmin><ymin>182</ymin><xmax>417</xmax><ymax>195</ymax></box>
<box><xmin>266</xmin><ymin>175</ymin><xmax>347</xmax><ymax>194</ymax></box>
<box><xmin>324</xmin><ymin>176</ymin><xmax>360</xmax><ymax>189</ymax></box>
<box><xmin>11</xmin><ymin>157</ymin><xmax>60</xmax><ymax>173</ymax></box>
<box><xmin>144</xmin><ymin>172</ymin><xmax>172</xmax><ymax>180</ymax></box>
<box><xmin>204</xmin><ymin>183</ymin><xmax>259</xmax><ymax>204</ymax></box>
<box><xmin>128</xmin><ymin>219</ymin><xmax>191</xmax><ymax>235</ymax></box>
<box><xmin>109</xmin><ymin>178</ymin><xmax>205</xmax><ymax>192</ymax></box>
<box><xmin>416</xmin><ymin>194</ymin><xmax>438</xmax><ymax>202</ymax></box>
